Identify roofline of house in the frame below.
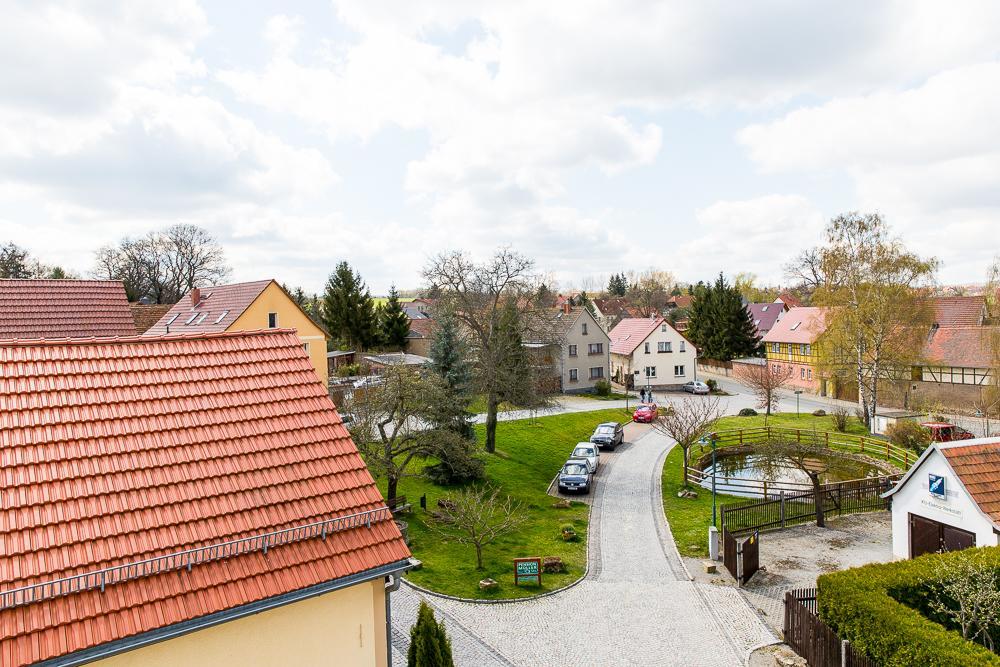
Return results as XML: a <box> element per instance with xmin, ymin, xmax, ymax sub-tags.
<box><xmin>610</xmin><ymin>316</ymin><xmax>694</xmax><ymax>356</ymax></box>
<box><xmin>0</xmin><ymin>327</ymin><xmax>303</xmax><ymax>347</ymax></box>
<box><xmin>0</xmin><ymin>278</ymin><xmax>126</xmax><ymax>284</ymax></box>
<box><xmin>36</xmin><ymin>559</ymin><xmax>412</xmax><ymax>667</ymax></box>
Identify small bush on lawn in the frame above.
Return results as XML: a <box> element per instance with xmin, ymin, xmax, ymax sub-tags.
<box><xmin>818</xmin><ymin>547</ymin><xmax>1000</xmax><ymax>666</ymax></box>
<box><xmin>594</xmin><ymin>379</ymin><xmax>612</xmax><ymax>397</ymax></box>
<box><xmin>812</xmin><ymin>409</ymin><xmax>826</xmax><ymax>417</ymax></box>
<box><xmin>831</xmin><ymin>407</ymin><xmax>850</xmax><ymax>432</ymax></box>
<box><xmin>705</xmin><ymin>378</ymin><xmax>718</xmax><ymax>392</ymax></box>
<box><xmin>886</xmin><ymin>420</ymin><xmax>932</xmax><ymax>454</ymax></box>
<box><xmin>738</xmin><ymin>408</ymin><xmax>758</xmax><ymax>417</ymax></box>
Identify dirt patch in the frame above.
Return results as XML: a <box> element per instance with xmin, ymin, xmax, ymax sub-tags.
<box><xmin>827</xmin><ymin>535</ymin><xmax>856</xmax><ymax>549</ymax></box>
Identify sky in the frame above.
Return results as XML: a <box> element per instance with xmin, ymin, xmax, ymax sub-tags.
<box><xmin>1</xmin><ymin>1</ymin><xmax>998</xmax><ymax>295</ymax></box>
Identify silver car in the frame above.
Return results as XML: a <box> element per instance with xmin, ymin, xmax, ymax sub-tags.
<box><xmin>682</xmin><ymin>380</ymin><xmax>710</xmax><ymax>395</ymax></box>
<box><xmin>570</xmin><ymin>443</ymin><xmax>600</xmax><ymax>473</ymax></box>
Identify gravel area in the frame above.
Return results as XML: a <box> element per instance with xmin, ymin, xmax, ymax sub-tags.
<box><xmin>391</xmin><ymin>424</ymin><xmax>777</xmax><ymax>666</ymax></box>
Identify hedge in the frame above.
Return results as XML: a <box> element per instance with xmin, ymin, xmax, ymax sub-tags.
<box><xmin>818</xmin><ymin>547</ymin><xmax>1000</xmax><ymax>666</ymax></box>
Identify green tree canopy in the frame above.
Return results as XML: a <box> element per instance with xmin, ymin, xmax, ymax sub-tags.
<box><xmin>407</xmin><ymin>602</ymin><xmax>454</xmax><ymax>667</ymax></box>
<box><xmin>380</xmin><ymin>285</ymin><xmax>411</xmax><ymax>349</ymax></box>
<box><xmin>321</xmin><ymin>261</ymin><xmax>380</xmax><ymax>350</ymax></box>
<box><xmin>686</xmin><ymin>273</ymin><xmax>762</xmax><ymax>361</ymax></box>
<box><xmin>607</xmin><ymin>272</ymin><xmax>628</xmax><ymax>296</ymax></box>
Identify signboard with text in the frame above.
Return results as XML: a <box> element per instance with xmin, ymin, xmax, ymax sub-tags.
<box><xmin>929</xmin><ymin>473</ymin><xmax>946</xmax><ymax>499</ymax></box>
<box><xmin>514</xmin><ymin>557</ymin><xmax>542</xmax><ymax>586</ymax></box>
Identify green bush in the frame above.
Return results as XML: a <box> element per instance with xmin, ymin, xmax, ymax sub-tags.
<box><xmin>886</xmin><ymin>419</ymin><xmax>932</xmax><ymax>454</ymax></box>
<box><xmin>408</xmin><ymin>601</ymin><xmax>455</xmax><ymax>667</ymax></box>
<box><xmin>336</xmin><ymin>362</ymin><xmax>366</xmax><ymax>377</ymax></box>
<box><xmin>812</xmin><ymin>409</ymin><xmax>827</xmax><ymax>417</ymax></box>
<box><xmin>705</xmin><ymin>378</ymin><xmax>718</xmax><ymax>392</ymax></box>
<box><xmin>594</xmin><ymin>379</ymin><xmax>612</xmax><ymax>397</ymax></box>
<box><xmin>738</xmin><ymin>408</ymin><xmax>758</xmax><ymax>417</ymax></box>
<box><xmin>831</xmin><ymin>407</ymin><xmax>850</xmax><ymax>432</ymax></box>
<box><xmin>818</xmin><ymin>548</ymin><xmax>1000</xmax><ymax>666</ymax></box>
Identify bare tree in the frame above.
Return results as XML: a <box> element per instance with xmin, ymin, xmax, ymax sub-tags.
<box><xmin>928</xmin><ymin>549</ymin><xmax>1000</xmax><ymax>651</ymax></box>
<box><xmin>626</xmin><ymin>269</ymin><xmax>674</xmax><ymax>317</ymax></box>
<box><xmin>432</xmin><ymin>485</ymin><xmax>526</xmax><ymax>570</ymax></box>
<box><xmin>783</xmin><ymin>247</ymin><xmax>827</xmax><ymax>300</ymax></box>
<box><xmin>423</xmin><ymin>249</ymin><xmax>549</xmax><ymax>454</ymax></box>
<box><xmin>753</xmin><ymin>437</ymin><xmax>834</xmax><ymax>527</ymax></box>
<box><xmin>652</xmin><ymin>396</ymin><xmax>722</xmax><ymax>488</ymax></box>
<box><xmin>1</xmin><ymin>242</ymin><xmax>76</xmax><ymax>279</ymax></box>
<box><xmin>734</xmin><ymin>361</ymin><xmax>790</xmax><ymax>420</ymax></box>
<box><xmin>94</xmin><ymin>224</ymin><xmax>230</xmax><ymax>303</ymax></box>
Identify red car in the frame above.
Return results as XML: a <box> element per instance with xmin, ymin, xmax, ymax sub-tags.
<box><xmin>633</xmin><ymin>403</ymin><xmax>658</xmax><ymax>423</ymax></box>
<box><xmin>922</xmin><ymin>422</ymin><xmax>974</xmax><ymax>443</ymax></box>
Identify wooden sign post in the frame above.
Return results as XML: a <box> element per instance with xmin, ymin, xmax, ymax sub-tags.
<box><xmin>513</xmin><ymin>557</ymin><xmax>542</xmax><ymax>587</ymax></box>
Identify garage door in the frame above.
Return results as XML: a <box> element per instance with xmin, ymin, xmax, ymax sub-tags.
<box><xmin>909</xmin><ymin>513</ymin><xmax>976</xmax><ymax>558</ymax></box>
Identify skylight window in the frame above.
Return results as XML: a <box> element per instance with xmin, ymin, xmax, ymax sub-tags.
<box><xmin>185</xmin><ymin>313</ymin><xmax>198</xmax><ymax>325</ymax></box>
<box><xmin>762</xmin><ymin>305</ymin><xmax>768</xmax><ymax>311</ymax></box>
<box><xmin>214</xmin><ymin>310</ymin><xmax>229</xmax><ymax>324</ymax></box>
<box><xmin>166</xmin><ymin>314</ymin><xmax>179</xmax><ymax>326</ymax></box>
<box><xmin>195</xmin><ymin>313</ymin><xmax>208</xmax><ymax>325</ymax></box>
<box><xmin>790</xmin><ymin>321</ymin><xmax>801</xmax><ymax>330</ymax></box>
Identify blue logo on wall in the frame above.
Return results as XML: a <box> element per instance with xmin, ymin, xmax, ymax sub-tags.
<box><xmin>929</xmin><ymin>474</ymin><xmax>946</xmax><ymax>499</ymax></box>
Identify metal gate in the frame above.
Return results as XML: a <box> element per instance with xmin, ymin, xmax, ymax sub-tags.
<box><xmin>723</xmin><ymin>530</ymin><xmax>759</xmax><ymax>585</ymax></box>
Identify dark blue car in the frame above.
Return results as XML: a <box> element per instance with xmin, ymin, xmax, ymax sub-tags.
<box><xmin>558</xmin><ymin>460</ymin><xmax>592</xmax><ymax>494</ymax></box>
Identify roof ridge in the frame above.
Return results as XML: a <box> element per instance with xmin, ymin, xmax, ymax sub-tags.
<box><xmin>0</xmin><ymin>327</ymin><xmax>300</xmax><ymax>347</ymax></box>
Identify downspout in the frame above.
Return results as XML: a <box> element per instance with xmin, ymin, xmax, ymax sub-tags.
<box><xmin>385</xmin><ymin>572</ymin><xmax>403</xmax><ymax>667</ymax></box>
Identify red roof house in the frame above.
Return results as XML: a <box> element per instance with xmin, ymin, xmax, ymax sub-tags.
<box><xmin>0</xmin><ymin>279</ymin><xmax>136</xmax><ymax>339</ymax></box>
<box><xmin>930</xmin><ymin>295</ymin><xmax>986</xmax><ymax>327</ymax></box>
<box><xmin>0</xmin><ymin>329</ymin><xmax>409</xmax><ymax>666</ymax></box>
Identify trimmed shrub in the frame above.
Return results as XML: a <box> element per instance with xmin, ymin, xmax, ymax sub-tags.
<box><xmin>705</xmin><ymin>378</ymin><xmax>718</xmax><ymax>393</ymax></box>
<box><xmin>886</xmin><ymin>419</ymin><xmax>932</xmax><ymax>455</ymax></box>
<box><xmin>818</xmin><ymin>548</ymin><xmax>1000</xmax><ymax>666</ymax></box>
<box><xmin>812</xmin><ymin>409</ymin><xmax>827</xmax><ymax>417</ymax></box>
<box><xmin>594</xmin><ymin>379</ymin><xmax>612</xmax><ymax>397</ymax></box>
<box><xmin>408</xmin><ymin>601</ymin><xmax>455</xmax><ymax>667</ymax></box>
<box><xmin>738</xmin><ymin>408</ymin><xmax>758</xmax><ymax>417</ymax></box>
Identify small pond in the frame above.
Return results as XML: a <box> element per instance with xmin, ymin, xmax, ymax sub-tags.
<box><xmin>699</xmin><ymin>451</ymin><xmax>883</xmax><ymax>498</ymax></box>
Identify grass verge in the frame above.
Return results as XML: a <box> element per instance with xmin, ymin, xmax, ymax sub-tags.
<box><xmin>378</xmin><ymin>407</ymin><xmax>631</xmax><ymax>599</ymax></box>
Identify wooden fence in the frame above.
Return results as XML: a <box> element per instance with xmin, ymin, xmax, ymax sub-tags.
<box><xmin>720</xmin><ymin>475</ymin><xmax>901</xmax><ymax>535</ymax></box>
<box><xmin>706</xmin><ymin>426</ymin><xmax>915</xmax><ymax>469</ymax></box>
<box><xmin>784</xmin><ymin>589</ymin><xmax>874</xmax><ymax>667</ymax></box>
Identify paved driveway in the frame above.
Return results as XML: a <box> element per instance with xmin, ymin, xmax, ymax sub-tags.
<box><xmin>390</xmin><ymin>425</ymin><xmax>776</xmax><ymax>666</ymax></box>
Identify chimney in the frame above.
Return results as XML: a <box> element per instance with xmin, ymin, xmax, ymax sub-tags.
<box><xmin>191</xmin><ymin>287</ymin><xmax>201</xmax><ymax>306</ymax></box>
<box><xmin>563</xmin><ymin>302</ymin><xmax>571</xmax><ymax>315</ymax></box>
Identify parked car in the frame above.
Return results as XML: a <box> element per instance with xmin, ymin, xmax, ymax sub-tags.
<box><xmin>558</xmin><ymin>461</ymin><xmax>592</xmax><ymax>494</ymax></box>
<box><xmin>922</xmin><ymin>422</ymin><xmax>974</xmax><ymax>442</ymax></box>
<box><xmin>682</xmin><ymin>381</ymin><xmax>710</xmax><ymax>395</ymax></box>
<box><xmin>590</xmin><ymin>422</ymin><xmax>624</xmax><ymax>450</ymax></box>
<box><xmin>633</xmin><ymin>403</ymin><xmax>658</xmax><ymax>423</ymax></box>
<box><xmin>570</xmin><ymin>443</ymin><xmax>600</xmax><ymax>473</ymax></box>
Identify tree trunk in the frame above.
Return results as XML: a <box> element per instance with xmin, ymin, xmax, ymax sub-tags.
<box><xmin>485</xmin><ymin>390</ymin><xmax>499</xmax><ymax>453</ymax></box>
<box><xmin>387</xmin><ymin>475</ymin><xmax>399</xmax><ymax>503</ymax></box>
<box><xmin>475</xmin><ymin>543</ymin><xmax>483</xmax><ymax>569</ymax></box>
<box><xmin>811</xmin><ymin>473</ymin><xmax>825</xmax><ymax>528</ymax></box>
<box><xmin>682</xmin><ymin>446</ymin><xmax>690</xmax><ymax>488</ymax></box>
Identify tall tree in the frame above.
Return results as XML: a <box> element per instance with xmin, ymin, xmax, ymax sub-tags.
<box><xmin>734</xmin><ymin>361</ymin><xmax>790</xmax><ymax>419</ymax></box>
<box><xmin>627</xmin><ymin>269</ymin><xmax>674</xmax><ymax>317</ymax></box>
<box><xmin>381</xmin><ymin>285</ymin><xmax>411</xmax><ymax>350</ymax></box>
<box><xmin>607</xmin><ymin>273</ymin><xmax>628</xmax><ymax>297</ymax></box>
<box><xmin>93</xmin><ymin>224</ymin><xmax>230</xmax><ymax>302</ymax></box>
<box><xmin>283</xmin><ymin>283</ymin><xmax>324</xmax><ymax>328</ymax></box>
<box><xmin>426</xmin><ymin>306</ymin><xmax>476</xmax><ymax>443</ymax></box>
<box><xmin>810</xmin><ymin>213</ymin><xmax>938</xmax><ymax>432</ymax></box>
<box><xmin>407</xmin><ymin>602</ymin><xmax>455</xmax><ymax>667</ymax></box>
<box><xmin>423</xmin><ymin>249</ymin><xmax>544</xmax><ymax>453</ymax></box>
<box><xmin>686</xmin><ymin>274</ymin><xmax>762</xmax><ymax>361</ymax></box>
<box><xmin>1</xmin><ymin>242</ymin><xmax>75</xmax><ymax>279</ymax></box>
<box><xmin>321</xmin><ymin>261</ymin><xmax>380</xmax><ymax>350</ymax></box>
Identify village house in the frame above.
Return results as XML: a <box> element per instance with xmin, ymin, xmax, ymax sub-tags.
<box><xmin>609</xmin><ymin>317</ymin><xmax>696</xmax><ymax>390</ymax></box>
<box><xmin>543</xmin><ymin>304</ymin><xmax>611</xmax><ymax>394</ymax></box>
<box><xmin>758</xmin><ymin>306</ymin><xmax>841</xmax><ymax>396</ymax></box>
<box><xmin>591</xmin><ymin>297</ymin><xmax>634</xmax><ymax>331</ymax></box>
<box><xmin>129</xmin><ymin>302</ymin><xmax>173</xmax><ymax>334</ymax></box>
<box><xmin>145</xmin><ymin>279</ymin><xmax>330</xmax><ymax>384</ymax></box>
<box><xmin>0</xmin><ymin>278</ymin><xmax>137</xmax><ymax>339</ymax></box>
<box><xmin>746</xmin><ymin>301</ymin><xmax>787</xmax><ymax>339</ymax></box>
<box><xmin>405</xmin><ymin>317</ymin><xmax>435</xmax><ymax>357</ymax></box>
<box><xmin>0</xmin><ymin>329</ymin><xmax>409</xmax><ymax>667</ymax></box>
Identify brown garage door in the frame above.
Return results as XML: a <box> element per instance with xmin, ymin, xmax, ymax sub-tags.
<box><xmin>909</xmin><ymin>513</ymin><xmax>976</xmax><ymax>558</ymax></box>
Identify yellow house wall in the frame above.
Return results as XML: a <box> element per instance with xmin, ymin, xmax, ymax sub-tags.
<box><xmin>91</xmin><ymin>578</ymin><xmax>387</xmax><ymax>667</ymax></box>
<box><xmin>764</xmin><ymin>342</ymin><xmax>819</xmax><ymax>366</ymax></box>
<box><xmin>229</xmin><ymin>282</ymin><xmax>329</xmax><ymax>384</ymax></box>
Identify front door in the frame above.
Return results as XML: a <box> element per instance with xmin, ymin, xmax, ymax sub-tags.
<box><xmin>909</xmin><ymin>513</ymin><xmax>976</xmax><ymax>558</ymax></box>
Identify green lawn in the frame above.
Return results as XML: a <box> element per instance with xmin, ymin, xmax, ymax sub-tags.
<box><xmin>662</xmin><ymin>411</ymin><xmax>871</xmax><ymax>559</ymax></box>
<box><xmin>377</xmin><ymin>408</ymin><xmax>631</xmax><ymax>599</ymax></box>
<box><xmin>577</xmin><ymin>391</ymin><xmax>632</xmax><ymax>401</ymax></box>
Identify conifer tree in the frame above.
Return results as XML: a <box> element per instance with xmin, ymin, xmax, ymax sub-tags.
<box><xmin>686</xmin><ymin>274</ymin><xmax>761</xmax><ymax>361</ymax></box>
<box><xmin>407</xmin><ymin>602</ymin><xmax>454</xmax><ymax>667</ymax></box>
<box><xmin>321</xmin><ymin>261</ymin><xmax>379</xmax><ymax>350</ymax></box>
<box><xmin>380</xmin><ymin>285</ymin><xmax>411</xmax><ymax>350</ymax></box>
<box><xmin>427</xmin><ymin>307</ymin><xmax>475</xmax><ymax>441</ymax></box>
<box><xmin>607</xmin><ymin>272</ymin><xmax>628</xmax><ymax>296</ymax></box>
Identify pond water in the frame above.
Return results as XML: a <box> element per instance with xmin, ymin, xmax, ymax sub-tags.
<box><xmin>699</xmin><ymin>451</ymin><xmax>882</xmax><ymax>497</ymax></box>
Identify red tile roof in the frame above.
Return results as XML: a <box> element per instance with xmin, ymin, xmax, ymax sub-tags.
<box><xmin>0</xmin><ymin>329</ymin><xmax>408</xmax><ymax>666</ymax></box>
<box><xmin>143</xmin><ymin>279</ymin><xmax>273</xmax><ymax>336</ymax></box>
<box><xmin>775</xmin><ymin>292</ymin><xmax>804</xmax><ymax>308</ymax></box>
<box><xmin>924</xmin><ymin>326</ymin><xmax>995</xmax><ymax>368</ymax></box>
<box><xmin>931</xmin><ymin>296</ymin><xmax>986</xmax><ymax>327</ymax></box>
<box><xmin>0</xmin><ymin>279</ymin><xmax>136</xmax><ymax>339</ymax></box>
<box><xmin>668</xmin><ymin>295</ymin><xmax>694</xmax><ymax>309</ymax></box>
<box><xmin>129</xmin><ymin>303</ymin><xmax>173</xmax><ymax>334</ymax></box>
<box><xmin>609</xmin><ymin>317</ymin><xmax>664</xmax><ymax>355</ymax></box>
<box><xmin>407</xmin><ymin>318</ymin><xmax>436</xmax><ymax>339</ymax></box>
<box><xmin>941</xmin><ymin>439</ymin><xmax>1000</xmax><ymax>524</ymax></box>
<box><xmin>761</xmin><ymin>307</ymin><xmax>827</xmax><ymax>344</ymax></box>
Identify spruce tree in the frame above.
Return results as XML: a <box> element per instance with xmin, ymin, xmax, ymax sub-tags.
<box><xmin>426</xmin><ymin>307</ymin><xmax>476</xmax><ymax>444</ymax></box>
<box><xmin>381</xmin><ymin>285</ymin><xmax>411</xmax><ymax>350</ymax></box>
<box><xmin>686</xmin><ymin>274</ymin><xmax>761</xmax><ymax>361</ymax></box>
<box><xmin>407</xmin><ymin>602</ymin><xmax>454</xmax><ymax>667</ymax></box>
<box><xmin>607</xmin><ymin>273</ymin><xmax>628</xmax><ymax>296</ymax></box>
<box><xmin>321</xmin><ymin>261</ymin><xmax>380</xmax><ymax>350</ymax></box>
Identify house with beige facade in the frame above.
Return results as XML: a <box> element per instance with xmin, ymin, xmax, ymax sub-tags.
<box><xmin>542</xmin><ymin>305</ymin><xmax>611</xmax><ymax>393</ymax></box>
<box><xmin>609</xmin><ymin>317</ymin><xmax>696</xmax><ymax>390</ymax></box>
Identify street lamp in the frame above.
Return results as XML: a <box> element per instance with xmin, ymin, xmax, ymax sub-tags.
<box><xmin>701</xmin><ymin>433</ymin><xmax>719</xmax><ymax>527</ymax></box>
<box><xmin>794</xmin><ymin>389</ymin><xmax>803</xmax><ymax>417</ymax></box>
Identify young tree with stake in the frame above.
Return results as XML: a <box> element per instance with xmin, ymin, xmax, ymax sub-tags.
<box><xmin>431</xmin><ymin>485</ymin><xmax>526</xmax><ymax>570</ymax></box>
<box><xmin>734</xmin><ymin>361</ymin><xmax>790</xmax><ymax>421</ymax></box>
<box><xmin>652</xmin><ymin>396</ymin><xmax>722</xmax><ymax>489</ymax></box>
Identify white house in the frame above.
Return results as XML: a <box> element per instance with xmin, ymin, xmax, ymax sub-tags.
<box><xmin>884</xmin><ymin>437</ymin><xmax>1000</xmax><ymax>560</ymax></box>
<box><xmin>609</xmin><ymin>317</ymin><xmax>696</xmax><ymax>390</ymax></box>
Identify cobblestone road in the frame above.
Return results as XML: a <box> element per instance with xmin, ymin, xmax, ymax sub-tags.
<box><xmin>391</xmin><ymin>426</ymin><xmax>777</xmax><ymax>666</ymax></box>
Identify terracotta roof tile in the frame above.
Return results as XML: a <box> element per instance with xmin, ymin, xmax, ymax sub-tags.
<box><xmin>0</xmin><ymin>329</ymin><xmax>408</xmax><ymax>666</ymax></box>
<box><xmin>609</xmin><ymin>317</ymin><xmax>666</xmax><ymax>355</ymax></box>
<box><xmin>923</xmin><ymin>326</ymin><xmax>995</xmax><ymax>368</ymax></box>
<box><xmin>0</xmin><ymin>280</ymin><xmax>136</xmax><ymax>340</ymax></box>
<box><xmin>142</xmin><ymin>280</ymin><xmax>273</xmax><ymax>336</ymax></box>
<box><xmin>407</xmin><ymin>318</ymin><xmax>436</xmax><ymax>339</ymax></box>
<box><xmin>761</xmin><ymin>307</ymin><xmax>827</xmax><ymax>345</ymax></box>
<box><xmin>129</xmin><ymin>303</ymin><xmax>173</xmax><ymax>334</ymax></box>
<box><xmin>942</xmin><ymin>440</ymin><xmax>1000</xmax><ymax>524</ymax></box>
<box><xmin>930</xmin><ymin>296</ymin><xmax>986</xmax><ymax>327</ymax></box>
<box><xmin>775</xmin><ymin>292</ymin><xmax>804</xmax><ymax>308</ymax></box>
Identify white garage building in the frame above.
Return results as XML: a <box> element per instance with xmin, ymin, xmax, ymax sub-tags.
<box><xmin>884</xmin><ymin>437</ymin><xmax>1000</xmax><ymax>560</ymax></box>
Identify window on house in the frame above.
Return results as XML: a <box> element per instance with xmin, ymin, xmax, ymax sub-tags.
<box><xmin>771</xmin><ymin>342</ymin><xmax>779</xmax><ymax>353</ymax></box>
<box><xmin>589</xmin><ymin>367</ymin><xmax>604</xmax><ymax>380</ymax></box>
<box><xmin>644</xmin><ymin>342</ymin><xmax>650</xmax><ymax>354</ymax></box>
<box><xmin>166</xmin><ymin>314</ymin><xmax>179</xmax><ymax>326</ymax></box>
<box><xmin>804</xmin><ymin>344</ymin><xmax>811</xmax><ymax>355</ymax></box>
<box><xmin>661</xmin><ymin>323</ymin><xmax>668</xmax><ymax>332</ymax></box>
<box><xmin>645</xmin><ymin>366</ymin><xmax>657</xmax><ymax>378</ymax></box>
<box><xmin>582</xmin><ymin>322</ymin><xmax>588</xmax><ymax>335</ymax></box>
<box><xmin>790</xmin><ymin>321</ymin><xmax>801</xmax><ymax>330</ymax></box>
<box><xmin>569</xmin><ymin>368</ymin><xmax>579</xmax><ymax>382</ymax></box>
<box><xmin>807</xmin><ymin>369</ymin><xmax>812</xmax><ymax>380</ymax></box>
<box><xmin>679</xmin><ymin>341</ymin><xmax>686</xmax><ymax>352</ymax></box>
<box><xmin>185</xmin><ymin>313</ymin><xmax>198</xmax><ymax>325</ymax></box>
<box><xmin>588</xmin><ymin>343</ymin><xmax>603</xmax><ymax>355</ymax></box>
<box><xmin>657</xmin><ymin>341</ymin><xmax>671</xmax><ymax>353</ymax></box>
<box><xmin>569</xmin><ymin>344</ymin><xmax>578</xmax><ymax>357</ymax></box>
<box><xmin>303</xmin><ymin>342</ymin><xmax>310</xmax><ymax>353</ymax></box>
<box><xmin>268</xmin><ymin>312</ymin><xmax>278</xmax><ymax>328</ymax></box>
<box><xmin>801</xmin><ymin>368</ymin><xmax>806</xmax><ymax>379</ymax></box>
<box><xmin>214</xmin><ymin>310</ymin><xmax>229</xmax><ymax>324</ymax></box>
<box><xmin>674</xmin><ymin>365</ymin><xmax>685</xmax><ymax>377</ymax></box>
<box><xmin>195</xmin><ymin>313</ymin><xmax>208</xmax><ymax>325</ymax></box>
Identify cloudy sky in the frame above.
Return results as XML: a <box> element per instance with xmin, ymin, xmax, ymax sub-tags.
<box><xmin>1</xmin><ymin>1</ymin><xmax>998</xmax><ymax>294</ymax></box>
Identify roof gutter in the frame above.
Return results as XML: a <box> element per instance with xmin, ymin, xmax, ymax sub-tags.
<box><xmin>39</xmin><ymin>559</ymin><xmax>412</xmax><ymax>667</ymax></box>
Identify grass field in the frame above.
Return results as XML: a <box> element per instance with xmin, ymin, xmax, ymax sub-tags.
<box><xmin>662</xmin><ymin>412</ymin><xmax>870</xmax><ymax>558</ymax></box>
<box><xmin>377</xmin><ymin>408</ymin><xmax>631</xmax><ymax>599</ymax></box>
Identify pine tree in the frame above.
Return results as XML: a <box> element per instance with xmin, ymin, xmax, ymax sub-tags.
<box><xmin>321</xmin><ymin>261</ymin><xmax>379</xmax><ymax>350</ymax></box>
<box><xmin>686</xmin><ymin>274</ymin><xmax>761</xmax><ymax>361</ymax></box>
<box><xmin>577</xmin><ymin>290</ymin><xmax>597</xmax><ymax>316</ymax></box>
<box><xmin>407</xmin><ymin>602</ymin><xmax>454</xmax><ymax>667</ymax></box>
<box><xmin>427</xmin><ymin>308</ymin><xmax>475</xmax><ymax>442</ymax></box>
<box><xmin>381</xmin><ymin>285</ymin><xmax>411</xmax><ymax>350</ymax></box>
<box><xmin>607</xmin><ymin>273</ymin><xmax>628</xmax><ymax>296</ymax></box>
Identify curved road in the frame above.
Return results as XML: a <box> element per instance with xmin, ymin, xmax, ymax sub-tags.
<box><xmin>391</xmin><ymin>426</ymin><xmax>776</xmax><ymax>666</ymax></box>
